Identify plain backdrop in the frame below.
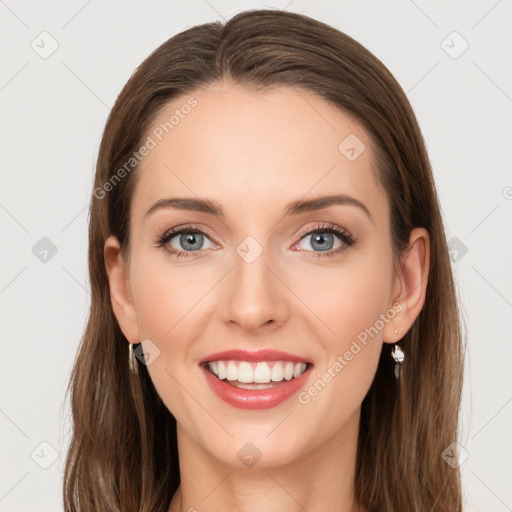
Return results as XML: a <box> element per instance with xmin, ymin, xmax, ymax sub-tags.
<box><xmin>1</xmin><ymin>1</ymin><xmax>511</xmax><ymax>510</ymax></box>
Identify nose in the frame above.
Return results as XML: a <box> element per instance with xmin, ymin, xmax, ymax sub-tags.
<box><xmin>219</xmin><ymin>241</ymin><xmax>289</xmax><ymax>332</ymax></box>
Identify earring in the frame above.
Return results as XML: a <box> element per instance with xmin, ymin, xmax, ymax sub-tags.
<box><xmin>391</xmin><ymin>343</ymin><xmax>404</xmax><ymax>380</ymax></box>
<box><xmin>391</xmin><ymin>329</ymin><xmax>404</xmax><ymax>380</ymax></box>
<box><xmin>128</xmin><ymin>343</ymin><xmax>139</xmax><ymax>375</ymax></box>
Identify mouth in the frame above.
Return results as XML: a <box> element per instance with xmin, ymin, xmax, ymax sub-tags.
<box><xmin>199</xmin><ymin>349</ymin><xmax>314</xmax><ymax>410</ymax></box>
<box><xmin>203</xmin><ymin>360</ymin><xmax>310</xmax><ymax>389</ymax></box>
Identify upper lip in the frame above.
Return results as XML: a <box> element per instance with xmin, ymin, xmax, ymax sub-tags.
<box><xmin>199</xmin><ymin>349</ymin><xmax>313</xmax><ymax>365</ymax></box>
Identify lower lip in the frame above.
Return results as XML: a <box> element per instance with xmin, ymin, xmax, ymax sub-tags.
<box><xmin>201</xmin><ymin>364</ymin><xmax>313</xmax><ymax>410</ymax></box>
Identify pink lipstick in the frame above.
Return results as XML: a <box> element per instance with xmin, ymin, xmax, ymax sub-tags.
<box><xmin>199</xmin><ymin>349</ymin><xmax>313</xmax><ymax>410</ymax></box>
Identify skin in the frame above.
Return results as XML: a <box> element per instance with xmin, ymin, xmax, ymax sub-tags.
<box><xmin>104</xmin><ymin>81</ymin><xmax>429</xmax><ymax>512</ymax></box>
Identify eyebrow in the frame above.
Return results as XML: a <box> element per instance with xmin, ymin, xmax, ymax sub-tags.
<box><xmin>145</xmin><ymin>194</ymin><xmax>372</xmax><ymax>221</ymax></box>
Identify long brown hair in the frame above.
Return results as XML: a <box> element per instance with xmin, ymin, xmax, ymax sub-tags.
<box><xmin>63</xmin><ymin>9</ymin><xmax>464</xmax><ymax>511</ymax></box>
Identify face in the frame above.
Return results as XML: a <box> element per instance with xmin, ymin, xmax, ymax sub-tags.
<box><xmin>111</xmin><ymin>82</ymin><xmax>403</xmax><ymax>469</ymax></box>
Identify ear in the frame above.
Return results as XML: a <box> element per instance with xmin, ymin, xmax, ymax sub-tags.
<box><xmin>104</xmin><ymin>235</ymin><xmax>140</xmax><ymax>344</ymax></box>
<box><xmin>382</xmin><ymin>227</ymin><xmax>430</xmax><ymax>343</ymax></box>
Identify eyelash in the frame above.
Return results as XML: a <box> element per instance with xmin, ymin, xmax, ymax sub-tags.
<box><xmin>154</xmin><ymin>222</ymin><xmax>357</xmax><ymax>259</ymax></box>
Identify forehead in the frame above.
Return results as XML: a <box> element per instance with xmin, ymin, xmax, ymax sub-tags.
<box><xmin>131</xmin><ymin>83</ymin><xmax>385</xmax><ymax>224</ymax></box>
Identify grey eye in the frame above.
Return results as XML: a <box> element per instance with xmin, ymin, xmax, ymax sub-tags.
<box><xmin>299</xmin><ymin>232</ymin><xmax>342</xmax><ymax>252</ymax></box>
<box><xmin>169</xmin><ymin>232</ymin><xmax>214</xmax><ymax>252</ymax></box>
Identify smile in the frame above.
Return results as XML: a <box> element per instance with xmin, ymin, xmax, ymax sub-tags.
<box><xmin>206</xmin><ymin>360</ymin><xmax>308</xmax><ymax>387</ymax></box>
<box><xmin>199</xmin><ymin>349</ymin><xmax>314</xmax><ymax>410</ymax></box>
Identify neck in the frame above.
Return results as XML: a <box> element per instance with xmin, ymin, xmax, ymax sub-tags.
<box><xmin>168</xmin><ymin>409</ymin><xmax>363</xmax><ymax>512</ymax></box>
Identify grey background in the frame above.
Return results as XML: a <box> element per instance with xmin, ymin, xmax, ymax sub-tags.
<box><xmin>1</xmin><ymin>1</ymin><xmax>511</xmax><ymax>510</ymax></box>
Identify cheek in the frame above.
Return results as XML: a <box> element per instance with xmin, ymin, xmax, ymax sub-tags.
<box><xmin>129</xmin><ymin>255</ymin><xmax>209</xmax><ymax>424</ymax></box>
<box><xmin>130</xmin><ymin>252</ymin><xmax>206</xmax><ymax>340</ymax></box>
<box><xmin>290</xmin><ymin>252</ymin><xmax>394</xmax><ymax>347</ymax></box>
<box><xmin>293</xmin><ymin>267</ymin><xmax>391</xmax><ymax>427</ymax></box>
<box><xmin>333</xmin><ymin>267</ymin><xmax>392</xmax><ymax>343</ymax></box>
<box><xmin>291</xmin><ymin>250</ymin><xmax>393</xmax><ymax>395</ymax></box>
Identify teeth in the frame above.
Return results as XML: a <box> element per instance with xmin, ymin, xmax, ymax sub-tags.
<box><xmin>217</xmin><ymin>361</ymin><xmax>226</xmax><ymax>380</ymax></box>
<box><xmin>283</xmin><ymin>362</ymin><xmax>294</xmax><ymax>380</ymax></box>
<box><xmin>271</xmin><ymin>363</ymin><xmax>283</xmax><ymax>382</ymax></box>
<box><xmin>238</xmin><ymin>361</ymin><xmax>254</xmax><ymax>383</ymax></box>
<box><xmin>207</xmin><ymin>360</ymin><xmax>308</xmax><ymax>383</ymax></box>
<box><xmin>254</xmin><ymin>362</ymin><xmax>271</xmax><ymax>383</ymax></box>
<box><xmin>226</xmin><ymin>361</ymin><xmax>238</xmax><ymax>381</ymax></box>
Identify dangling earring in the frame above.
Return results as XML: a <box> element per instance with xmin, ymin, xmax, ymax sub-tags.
<box><xmin>391</xmin><ymin>329</ymin><xmax>404</xmax><ymax>380</ymax></box>
<box><xmin>128</xmin><ymin>343</ymin><xmax>139</xmax><ymax>375</ymax></box>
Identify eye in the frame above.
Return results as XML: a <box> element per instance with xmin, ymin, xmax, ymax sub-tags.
<box><xmin>154</xmin><ymin>222</ymin><xmax>356</xmax><ymax>259</ymax></box>
<box><xmin>154</xmin><ymin>225</ymin><xmax>216</xmax><ymax>258</ymax></box>
<box><xmin>292</xmin><ymin>223</ymin><xmax>356</xmax><ymax>257</ymax></box>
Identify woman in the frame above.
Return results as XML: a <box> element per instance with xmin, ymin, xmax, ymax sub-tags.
<box><xmin>63</xmin><ymin>8</ymin><xmax>465</xmax><ymax>512</ymax></box>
